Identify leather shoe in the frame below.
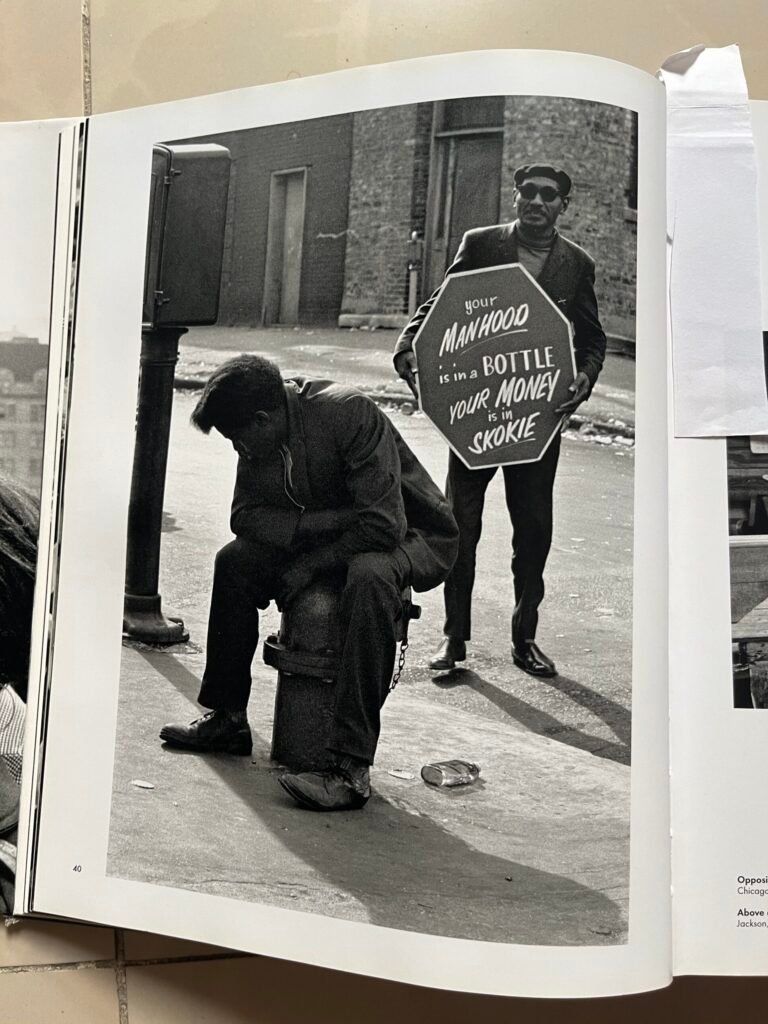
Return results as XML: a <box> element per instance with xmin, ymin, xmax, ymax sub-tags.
<box><xmin>279</xmin><ymin>756</ymin><xmax>371</xmax><ymax>811</ymax></box>
<box><xmin>429</xmin><ymin>636</ymin><xmax>466</xmax><ymax>671</ymax></box>
<box><xmin>512</xmin><ymin>641</ymin><xmax>557</xmax><ymax>678</ymax></box>
<box><xmin>160</xmin><ymin>709</ymin><xmax>253</xmax><ymax>755</ymax></box>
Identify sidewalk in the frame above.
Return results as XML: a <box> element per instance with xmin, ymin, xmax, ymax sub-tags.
<box><xmin>108</xmin><ymin>392</ymin><xmax>631</xmax><ymax>946</ymax></box>
<box><xmin>110</xmin><ymin>640</ymin><xmax>629</xmax><ymax>945</ymax></box>
<box><xmin>176</xmin><ymin>325</ymin><xmax>636</xmax><ymax>439</ymax></box>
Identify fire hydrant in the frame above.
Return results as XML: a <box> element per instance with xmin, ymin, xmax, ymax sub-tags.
<box><xmin>263</xmin><ymin>576</ymin><xmax>420</xmax><ymax>771</ymax></box>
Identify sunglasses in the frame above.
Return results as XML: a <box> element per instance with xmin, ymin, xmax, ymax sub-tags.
<box><xmin>517</xmin><ymin>183</ymin><xmax>561</xmax><ymax>202</ymax></box>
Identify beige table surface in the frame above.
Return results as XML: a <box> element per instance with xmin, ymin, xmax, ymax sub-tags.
<box><xmin>2</xmin><ymin>2</ymin><xmax>767</xmax><ymax>1019</ymax></box>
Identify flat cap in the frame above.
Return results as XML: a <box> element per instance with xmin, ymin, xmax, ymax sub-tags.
<box><xmin>513</xmin><ymin>163</ymin><xmax>572</xmax><ymax>197</ymax></box>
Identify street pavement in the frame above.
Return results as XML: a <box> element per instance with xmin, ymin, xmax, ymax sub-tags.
<box><xmin>108</xmin><ymin>380</ymin><xmax>634</xmax><ymax>946</ymax></box>
<box><xmin>177</xmin><ymin>324</ymin><xmax>636</xmax><ymax>437</ymax></box>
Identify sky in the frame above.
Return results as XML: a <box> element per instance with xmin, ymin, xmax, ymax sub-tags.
<box><xmin>0</xmin><ymin>121</ymin><xmax>65</xmax><ymax>344</ymax></box>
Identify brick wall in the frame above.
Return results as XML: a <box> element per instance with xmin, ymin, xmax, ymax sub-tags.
<box><xmin>340</xmin><ymin>97</ymin><xmax>637</xmax><ymax>339</ymax></box>
<box><xmin>187</xmin><ymin>114</ymin><xmax>354</xmax><ymax>326</ymax></box>
<box><xmin>500</xmin><ymin>97</ymin><xmax>638</xmax><ymax>341</ymax></box>
<box><xmin>185</xmin><ymin>98</ymin><xmax>637</xmax><ymax>339</ymax></box>
<box><xmin>339</xmin><ymin>103</ymin><xmax>430</xmax><ymax>326</ymax></box>
<box><xmin>409</xmin><ymin>102</ymin><xmax>436</xmax><ymax>252</ymax></box>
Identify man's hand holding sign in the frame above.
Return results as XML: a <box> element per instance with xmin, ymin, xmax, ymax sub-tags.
<box><xmin>556</xmin><ymin>371</ymin><xmax>592</xmax><ymax>421</ymax></box>
<box><xmin>393</xmin><ymin>163</ymin><xmax>607</xmax><ymax>678</ymax></box>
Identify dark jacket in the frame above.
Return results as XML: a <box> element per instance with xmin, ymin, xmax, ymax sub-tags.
<box><xmin>0</xmin><ymin>759</ymin><xmax>18</xmax><ymax>915</ymax></box>
<box><xmin>395</xmin><ymin>221</ymin><xmax>607</xmax><ymax>389</ymax></box>
<box><xmin>0</xmin><ymin>683</ymin><xmax>24</xmax><ymax>914</ymax></box>
<box><xmin>229</xmin><ymin>378</ymin><xmax>458</xmax><ymax>592</ymax></box>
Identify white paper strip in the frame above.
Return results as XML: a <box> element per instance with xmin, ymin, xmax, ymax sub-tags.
<box><xmin>660</xmin><ymin>44</ymin><xmax>768</xmax><ymax>437</ymax></box>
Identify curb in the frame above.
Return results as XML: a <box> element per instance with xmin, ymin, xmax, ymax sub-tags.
<box><xmin>174</xmin><ymin>375</ymin><xmax>635</xmax><ymax>442</ymax></box>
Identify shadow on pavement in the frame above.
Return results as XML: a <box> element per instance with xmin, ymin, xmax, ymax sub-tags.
<box><xmin>127</xmin><ymin>649</ymin><xmax>626</xmax><ymax>945</ymax></box>
<box><xmin>538</xmin><ymin>672</ymin><xmax>632</xmax><ymax>749</ymax></box>
<box><xmin>433</xmin><ymin>669</ymin><xmax>630</xmax><ymax>766</ymax></box>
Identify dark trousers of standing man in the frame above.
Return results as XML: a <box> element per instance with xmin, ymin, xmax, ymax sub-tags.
<box><xmin>197</xmin><ymin>538</ymin><xmax>411</xmax><ymax>765</ymax></box>
<box><xmin>443</xmin><ymin>434</ymin><xmax>561</xmax><ymax>647</ymax></box>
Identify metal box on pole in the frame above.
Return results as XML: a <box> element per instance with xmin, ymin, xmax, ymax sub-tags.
<box><xmin>124</xmin><ymin>143</ymin><xmax>231</xmax><ymax>644</ymax></box>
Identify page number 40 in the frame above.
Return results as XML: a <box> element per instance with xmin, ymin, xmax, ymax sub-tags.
<box><xmin>72</xmin><ymin>864</ymin><xmax>82</xmax><ymax>872</ymax></box>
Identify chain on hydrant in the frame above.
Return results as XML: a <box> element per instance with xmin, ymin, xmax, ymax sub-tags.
<box><xmin>389</xmin><ymin>636</ymin><xmax>410</xmax><ymax>692</ymax></box>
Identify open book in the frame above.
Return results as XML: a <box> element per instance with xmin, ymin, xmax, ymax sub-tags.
<box><xmin>1</xmin><ymin>47</ymin><xmax>767</xmax><ymax>999</ymax></box>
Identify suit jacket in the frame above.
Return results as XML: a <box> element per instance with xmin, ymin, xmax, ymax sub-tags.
<box><xmin>229</xmin><ymin>378</ymin><xmax>459</xmax><ymax>592</ymax></box>
<box><xmin>395</xmin><ymin>221</ymin><xmax>607</xmax><ymax>389</ymax></box>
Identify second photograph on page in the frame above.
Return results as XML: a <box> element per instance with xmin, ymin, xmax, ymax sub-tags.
<box><xmin>109</xmin><ymin>94</ymin><xmax>638</xmax><ymax>946</ymax></box>
<box><xmin>728</xmin><ymin>101</ymin><xmax>768</xmax><ymax>712</ymax></box>
<box><xmin>728</xmin><ymin>428</ymin><xmax>768</xmax><ymax>709</ymax></box>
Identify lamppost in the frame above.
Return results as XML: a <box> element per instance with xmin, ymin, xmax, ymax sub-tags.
<box><xmin>123</xmin><ymin>142</ymin><xmax>231</xmax><ymax>644</ymax></box>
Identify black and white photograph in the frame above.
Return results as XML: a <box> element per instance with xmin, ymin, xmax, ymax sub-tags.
<box><xmin>728</xmin><ymin>421</ymin><xmax>768</xmax><ymax>708</ymax></box>
<box><xmin>0</xmin><ymin>123</ymin><xmax>60</xmax><ymax>913</ymax></box>
<box><xmin>103</xmin><ymin>93</ymin><xmax>640</xmax><ymax>947</ymax></box>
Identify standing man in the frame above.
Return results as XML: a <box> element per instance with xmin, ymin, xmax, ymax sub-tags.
<box><xmin>160</xmin><ymin>355</ymin><xmax>458</xmax><ymax>811</ymax></box>
<box><xmin>394</xmin><ymin>164</ymin><xmax>607</xmax><ymax>677</ymax></box>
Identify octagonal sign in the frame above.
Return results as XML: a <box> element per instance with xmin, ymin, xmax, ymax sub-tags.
<box><xmin>413</xmin><ymin>263</ymin><xmax>576</xmax><ymax>469</ymax></box>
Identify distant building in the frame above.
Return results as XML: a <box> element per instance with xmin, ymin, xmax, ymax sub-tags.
<box><xmin>183</xmin><ymin>96</ymin><xmax>637</xmax><ymax>345</ymax></box>
<box><xmin>0</xmin><ymin>338</ymin><xmax>48</xmax><ymax>494</ymax></box>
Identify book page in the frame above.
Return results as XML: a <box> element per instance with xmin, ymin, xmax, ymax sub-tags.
<box><xmin>0</xmin><ymin>116</ymin><xmax>80</xmax><ymax>915</ymax></box>
<box><xmin>21</xmin><ymin>50</ymin><xmax>670</xmax><ymax>997</ymax></box>
<box><xmin>670</xmin><ymin>100</ymin><xmax>768</xmax><ymax>974</ymax></box>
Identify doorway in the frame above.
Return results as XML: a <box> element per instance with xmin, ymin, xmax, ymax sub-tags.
<box><xmin>425</xmin><ymin>135</ymin><xmax>503</xmax><ymax>296</ymax></box>
<box><xmin>263</xmin><ymin>168</ymin><xmax>307</xmax><ymax>325</ymax></box>
<box><xmin>424</xmin><ymin>99</ymin><xmax>505</xmax><ymax>298</ymax></box>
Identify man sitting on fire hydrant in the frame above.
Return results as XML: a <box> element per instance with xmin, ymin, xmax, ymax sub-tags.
<box><xmin>160</xmin><ymin>355</ymin><xmax>458</xmax><ymax>811</ymax></box>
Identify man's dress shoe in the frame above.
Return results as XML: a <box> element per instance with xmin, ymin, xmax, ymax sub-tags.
<box><xmin>159</xmin><ymin>709</ymin><xmax>253</xmax><ymax>755</ymax></box>
<box><xmin>279</xmin><ymin>758</ymin><xmax>371</xmax><ymax>811</ymax></box>
<box><xmin>512</xmin><ymin>641</ymin><xmax>557</xmax><ymax>678</ymax></box>
<box><xmin>429</xmin><ymin>636</ymin><xmax>467</xmax><ymax>671</ymax></box>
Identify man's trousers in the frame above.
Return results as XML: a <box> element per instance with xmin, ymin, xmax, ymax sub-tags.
<box><xmin>443</xmin><ymin>434</ymin><xmax>561</xmax><ymax>647</ymax></box>
<box><xmin>197</xmin><ymin>538</ymin><xmax>411</xmax><ymax>765</ymax></box>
